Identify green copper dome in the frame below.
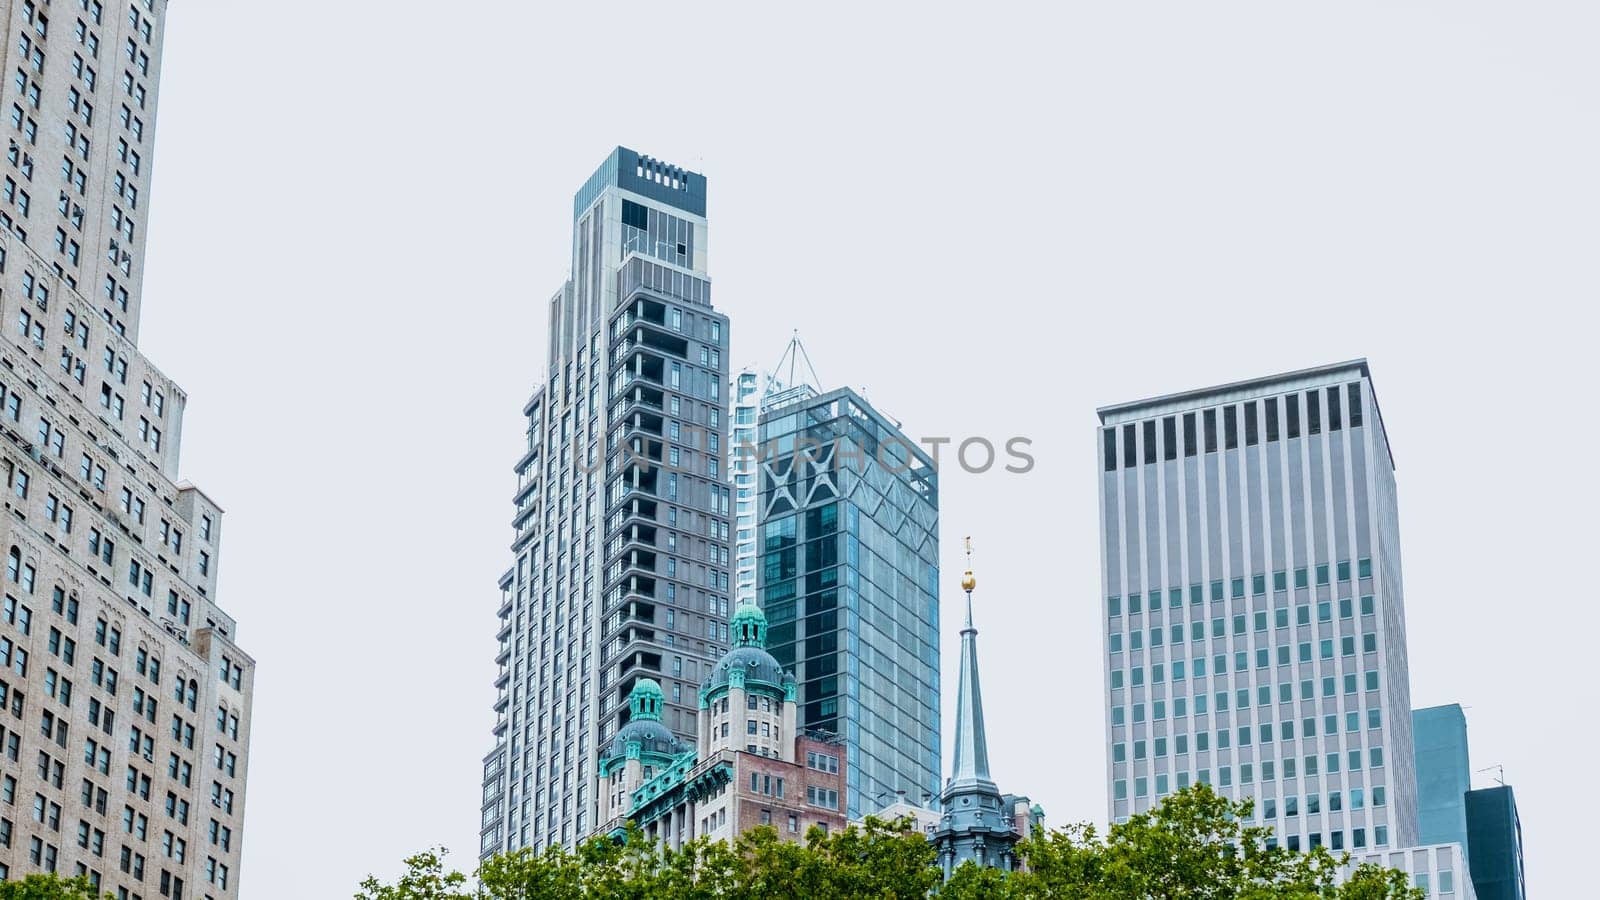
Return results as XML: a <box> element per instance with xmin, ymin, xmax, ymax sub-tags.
<box><xmin>730</xmin><ymin>602</ymin><xmax>767</xmax><ymax>648</ymax></box>
<box><xmin>703</xmin><ymin>602</ymin><xmax>792</xmax><ymax>697</ymax></box>
<box><xmin>603</xmin><ymin>678</ymin><xmax>686</xmax><ymax>765</ymax></box>
<box><xmin>629</xmin><ymin>677</ymin><xmax>665</xmax><ymax>720</ymax></box>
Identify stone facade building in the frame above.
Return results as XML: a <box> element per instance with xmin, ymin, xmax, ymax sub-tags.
<box><xmin>0</xmin><ymin>0</ymin><xmax>252</xmax><ymax>895</ymax></box>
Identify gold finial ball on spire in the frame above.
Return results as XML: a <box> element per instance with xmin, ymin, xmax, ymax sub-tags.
<box><xmin>961</xmin><ymin>536</ymin><xmax>977</xmax><ymax>592</ymax></box>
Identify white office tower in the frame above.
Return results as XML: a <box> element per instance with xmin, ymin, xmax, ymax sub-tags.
<box><xmin>1097</xmin><ymin>361</ymin><xmax>1417</xmax><ymax>856</ymax></box>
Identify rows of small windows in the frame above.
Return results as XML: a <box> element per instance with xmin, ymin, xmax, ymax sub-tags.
<box><xmin>10</xmin><ymin>459</ymin><xmax>209</xmax><ymax>609</ymax></box>
<box><xmin>1112</xmin><ymin>766</ymin><xmax>1391</xmax><ymax>808</ymax></box>
<box><xmin>1104</xmin><ymin>382</ymin><xmax>1367</xmax><ymax>471</ymax></box>
<box><xmin>5</xmin><ymin>0</ymin><xmax>161</xmax><ymax>330</ymax></box>
<box><xmin>1107</xmin><ymin>563</ymin><xmax>1381</xmax><ymax>683</ymax></box>
<box><xmin>7</xmin><ymin>279</ymin><xmax>173</xmax><ymax>455</ymax></box>
<box><xmin>1113</xmin><ymin>719</ymin><xmax>1387</xmax><ymax>767</ymax></box>
<box><xmin>2</xmin><ymin>377</ymin><xmax>213</xmax><ymax>594</ymax></box>
<box><xmin>1109</xmin><ymin>655</ymin><xmax>1386</xmax><ymax>709</ymax></box>
<box><xmin>1109</xmin><ymin>596</ymin><xmax>1380</xmax><ymax>665</ymax></box>
<box><xmin>1118</xmin><ymin>779</ymin><xmax>1391</xmax><ymax>853</ymax></box>
<box><xmin>1109</xmin><ymin>559</ymin><xmax>1374</xmax><ymax>617</ymax></box>
<box><xmin>2</xmin><ymin>591</ymin><xmax>230</xmax><ymax>899</ymax></box>
<box><xmin>1113</xmin><ymin>589</ymin><xmax>1376</xmax><ymax>639</ymax></box>
<box><xmin>3</xmin><ymin>4</ymin><xmax>157</xmax><ymax>321</ymax></box>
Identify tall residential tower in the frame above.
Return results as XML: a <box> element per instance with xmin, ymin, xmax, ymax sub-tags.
<box><xmin>0</xmin><ymin>0</ymin><xmax>253</xmax><ymax>894</ymax></box>
<box><xmin>1097</xmin><ymin>361</ymin><xmax>1416</xmax><ymax>855</ymax></box>
<box><xmin>481</xmin><ymin>148</ymin><xmax>733</xmax><ymax>855</ymax></box>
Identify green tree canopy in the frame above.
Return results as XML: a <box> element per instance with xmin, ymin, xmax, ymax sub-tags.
<box><xmin>0</xmin><ymin>873</ymin><xmax>109</xmax><ymax>900</ymax></box>
<box><xmin>356</xmin><ymin>785</ymin><xmax>1423</xmax><ymax>899</ymax></box>
<box><xmin>949</xmin><ymin>785</ymin><xmax>1423</xmax><ymax>899</ymax></box>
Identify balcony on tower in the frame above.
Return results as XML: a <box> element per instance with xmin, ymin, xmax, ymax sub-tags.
<box><xmin>611</xmin><ymin>521</ymin><xmax>659</xmax><ymax>556</ymax></box>
<box><xmin>616</xmin><ymin>649</ymin><xmax>665</xmax><ymax>684</ymax></box>
<box><xmin>615</xmin><ymin>319</ymin><xmax>689</xmax><ymax>362</ymax></box>
<box><xmin>611</xmin><ymin>381</ymin><xmax>665</xmax><ymax>424</ymax></box>
<box><xmin>608</xmin><ymin>495</ymin><xmax>660</xmax><ymax>538</ymax></box>
<box><xmin>611</xmin><ymin>295</ymin><xmax>668</xmax><ymax>334</ymax></box>
<box><xmin>619</xmin><ymin>411</ymin><xmax>665</xmax><ymax>446</ymax></box>
<box><xmin>614</xmin><ymin>348</ymin><xmax>666</xmax><ymax>392</ymax></box>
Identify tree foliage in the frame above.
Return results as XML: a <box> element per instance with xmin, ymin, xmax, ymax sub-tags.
<box><xmin>0</xmin><ymin>873</ymin><xmax>109</xmax><ymax>900</ymax></box>
<box><xmin>357</xmin><ymin>818</ymin><xmax>935</xmax><ymax>900</ymax></box>
<box><xmin>989</xmin><ymin>785</ymin><xmax>1423</xmax><ymax>899</ymax></box>
<box><xmin>356</xmin><ymin>786</ymin><xmax>1423</xmax><ymax>899</ymax></box>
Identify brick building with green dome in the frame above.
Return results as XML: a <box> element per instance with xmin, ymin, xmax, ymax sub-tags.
<box><xmin>593</xmin><ymin>601</ymin><xmax>849</xmax><ymax>845</ymax></box>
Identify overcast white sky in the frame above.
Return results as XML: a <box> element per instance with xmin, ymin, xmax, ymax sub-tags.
<box><xmin>134</xmin><ymin>2</ymin><xmax>1595</xmax><ymax>895</ymax></box>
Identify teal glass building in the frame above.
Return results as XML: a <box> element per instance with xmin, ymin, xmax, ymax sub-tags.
<box><xmin>1411</xmin><ymin>703</ymin><xmax>1528</xmax><ymax>899</ymax></box>
<box><xmin>1466</xmin><ymin>785</ymin><xmax>1526</xmax><ymax>900</ymax></box>
<box><xmin>752</xmin><ymin>385</ymin><xmax>940</xmax><ymax>819</ymax></box>
<box><xmin>1414</xmin><ymin>704</ymin><xmax>1472</xmax><ymax>853</ymax></box>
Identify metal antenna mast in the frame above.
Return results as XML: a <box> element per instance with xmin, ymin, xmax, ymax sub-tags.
<box><xmin>768</xmin><ymin>331</ymin><xmax>823</xmax><ymax>394</ymax></box>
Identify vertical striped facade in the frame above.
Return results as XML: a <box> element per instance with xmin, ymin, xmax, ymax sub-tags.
<box><xmin>1096</xmin><ymin>360</ymin><xmax>1418</xmax><ymax>854</ymax></box>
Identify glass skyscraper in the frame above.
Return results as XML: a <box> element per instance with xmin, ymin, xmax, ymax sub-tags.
<box><xmin>1412</xmin><ymin>703</ymin><xmax>1528</xmax><ymax>900</ymax></box>
<box><xmin>1465</xmin><ymin>785</ymin><xmax>1526</xmax><ymax>900</ymax></box>
<box><xmin>481</xmin><ymin>148</ymin><xmax>733</xmax><ymax>854</ymax></box>
<box><xmin>752</xmin><ymin>386</ymin><xmax>940</xmax><ymax>819</ymax></box>
<box><xmin>1097</xmin><ymin>360</ymin><xmax>1419</xmax><ymax>854</ymax></box>
<box><xmin>1414</xmin><ymin>704</ymin><xmax>1472</xmax><ymax>854</ymax></box>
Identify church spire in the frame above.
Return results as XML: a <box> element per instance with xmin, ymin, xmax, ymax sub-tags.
<box><xmin>933</xmin><ymin>537</ymin><xmax>1018</xmax><ymax>879</ymax></box>
<box><xmin>949</xmin><ymin>537</ymin><xmax>994</xmax><ymax>791</ymax></box>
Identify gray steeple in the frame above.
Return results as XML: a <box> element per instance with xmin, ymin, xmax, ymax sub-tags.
<box><xmin>948</xmin><ymin>574</ymin><xmax>995</xmax><ymax>792</ymax></box>
<box><xmin>933</xmin><ymin>540</ymin><xmax>1019</xmax><ymax>878</ymax></box>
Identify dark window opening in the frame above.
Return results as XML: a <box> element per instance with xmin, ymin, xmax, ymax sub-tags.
<box><xmin>1244</xmin><ymin>402</ymin><xmax>1259</xmax><ymax>446</ymax></box>
<box><xmin>621</xmin><ymin>199</ymin><xmax>649</xmax><ymax>230</ymax></box>
<box><xmin>1327</xmin><ymin>387</ymin><xmax>1342</xmax><ymax>431</ymax></box>
<box><xmin>1223</xmin><ymin>406</ymin><xmax>1238</xmax><ymax>450</ymax></box>
<box><xmin>1286</xmin><ymin>394</ymin><xmax>1301</xmax><ymax>439</ymax></box>
<box><xmin>1183</xmin><ymin>413</ymin><xmax>1197</xmax><ymax>458</ymax></box>
<box><xmin>1265</xmin><ymin>398</ymin><xmax>1279</xmax><ymax>442</ymax></box>
<box><xmin>1203</xmin><ymin>409</ymin><xmax>1218</xmax><ymax>453</ymax></box>
<box><xmin>1104</xmin><ymin>427</ymin><xmax>1118</xmax><ymax>472</ymax></box>
<box><xmin>1162</xmin><ymin>417</ymin><xmax>1177</xmax><ymax>461</ymax></box>
<box><xmin>1122</xmin><ymin>424</ymin><xmax>1137</xmax><ymax>469</ymax></box>
<box><xmin>1143</xmin><ymin>420</ymin><xmax>1157</xmax><ymax>466</ymax></box>
<box><xmin>1347</xmin><ymin>384</ymin><xmax>1363</xmax><ymax>427</ymax></box>
<box><xmin>1307</xmin><ymin>391</ymin><xmax>1322</xmax><ymax>435</ymax></box>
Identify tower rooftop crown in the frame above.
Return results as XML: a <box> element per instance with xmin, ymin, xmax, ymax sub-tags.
<box><xmin>573</xmin><ymin>146</ymin><xmax>707</xmax><ymax>221</ymax></box>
